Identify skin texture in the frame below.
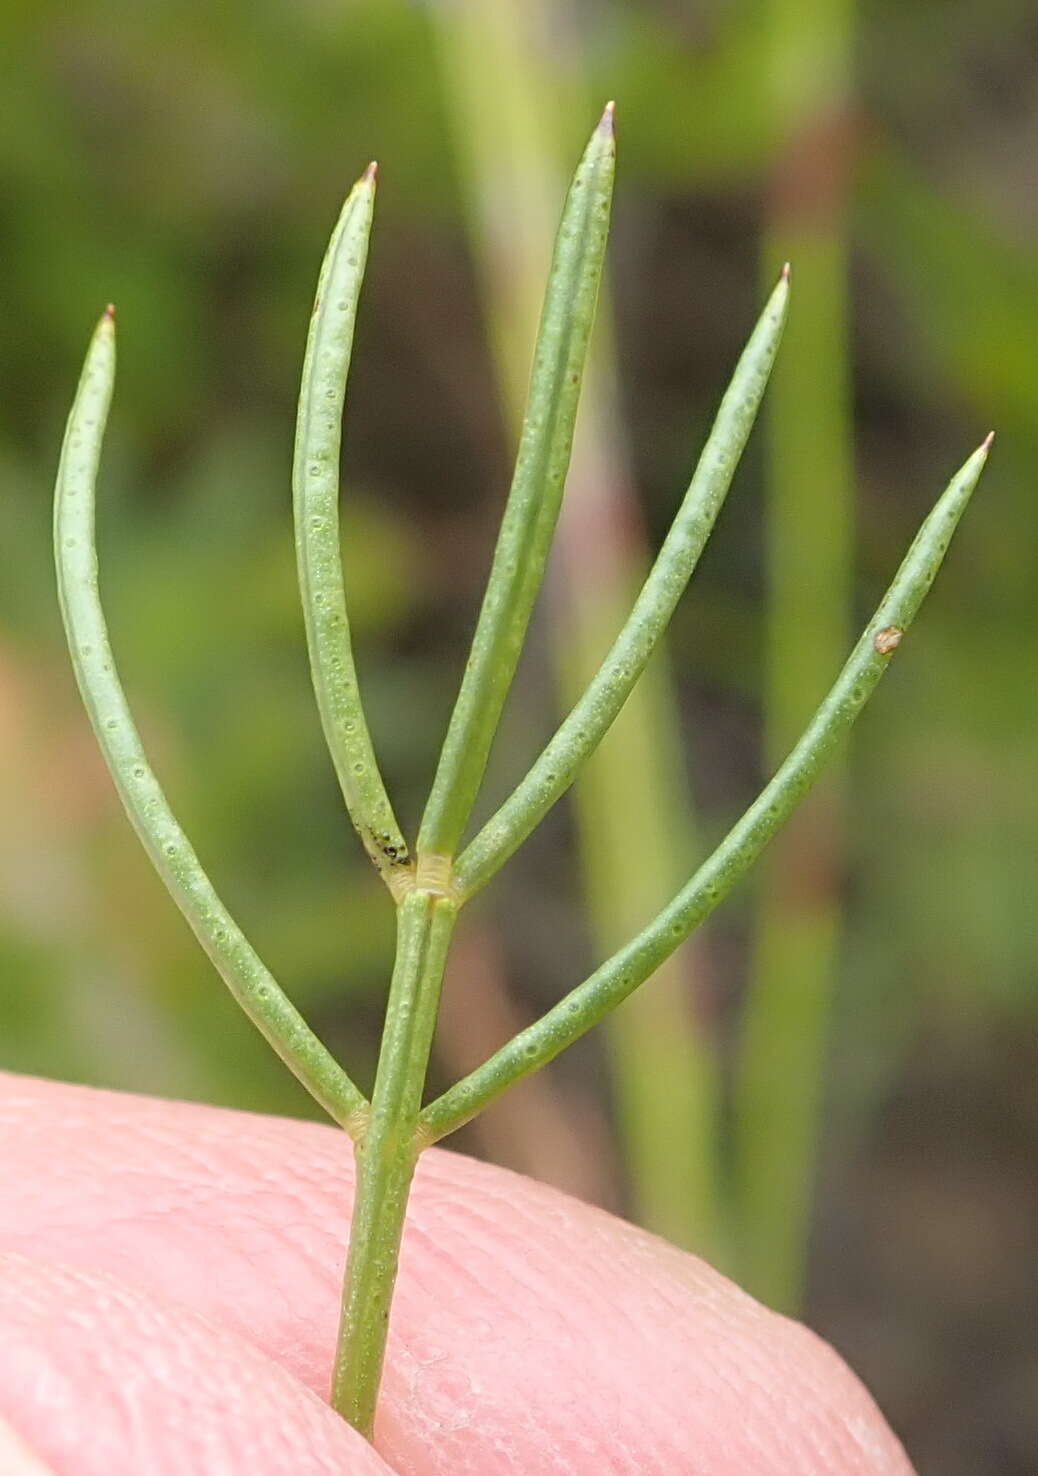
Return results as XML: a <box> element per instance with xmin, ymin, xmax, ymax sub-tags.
<box><xmin>0</xmin><ymin>1072</ymin><xmax>915</xmax><ymax>1475</ymax></box>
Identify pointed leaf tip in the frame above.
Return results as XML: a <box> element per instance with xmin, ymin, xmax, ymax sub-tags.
<box><xmin>103</xmin><ymin>303</ymin><xmax>116</xmax><ymax>320</ymax></box>
<box><xmin>981</xmin><ymin>430</ymin><xmax>995</xmax><ymax>452</ymax></box>
<box><xmin>598</xmin><ymin>100</ymin><xmax>616</xmax><ymax>135</ymax></box>
<box><xmin>362</xmin><ymin>160</ymin><xmax>378</xmax><ymax>184</ymax></box>
<box><xmin>781</xmin><ymin>262</ymin><xmax>791</xmax><ymax>283</ymax></box>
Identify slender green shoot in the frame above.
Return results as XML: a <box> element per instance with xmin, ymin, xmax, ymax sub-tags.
<box><xmin>454</xmin><ymin>268</ymin><xmax>790</xmax><ymax>900</ymax></box>
<box><xmin>419</xmin><ymin>436</ymin><xmax>992</xmax><ymax>1141</ymax></box>
<box><xmin>54</xmin><ymin>308</ymin><xmax>368</xmax><ymax>1136</ymax></box>
<box><xmin>55</xmin><ymin>109</ymin><xmax>992</xmax><ymax>1446</ymax></box>
<box><xmin>416</xmin><ymin>104</ymin><xmax>616</xmax><ymax>866</ymax></box>
<box><xmin>294</xmin><ymin>165</ymin><xmax>412</xmax><ymax>898</ymax></box>
<box><xmin>739</xmin><ymin>229</ymin><xmax>853</xmax><ymax>1309</ymax></box>
<box><xmin>739</xmin><ymin>0</ymin><xmax>858</xmax><ymax>1312</ymax></box>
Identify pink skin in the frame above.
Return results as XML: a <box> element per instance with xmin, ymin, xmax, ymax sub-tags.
<box><xmin>0</xmin><ymin>1073</ymin><xmax>914</xmax><ymax>1475</ymax></box>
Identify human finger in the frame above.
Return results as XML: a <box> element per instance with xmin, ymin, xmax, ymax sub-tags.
<box><xmin>0</xmin><ymin>1251</ymin><xmax>396</xmax><ymax>1475</ymax></box>
<box><xmin>0</xmin><ymin>1072</ymin><xmax>913</xmax><ymax>1474</ymax></box>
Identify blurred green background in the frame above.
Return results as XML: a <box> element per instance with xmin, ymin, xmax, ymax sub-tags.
<box><xmin>1</xmin><ymin>1</ymin><xmax>1035</xmax><ymax>1470</ymax></box>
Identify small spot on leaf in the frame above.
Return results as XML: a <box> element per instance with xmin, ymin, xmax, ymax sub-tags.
<box><xmin>873</xmin><ymin>626</ymin><xmax>903</xmax><ymax>655</ymax></box>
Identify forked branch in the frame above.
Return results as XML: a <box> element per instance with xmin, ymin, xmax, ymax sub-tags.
<box><xmin>454</xmin><ymin>267</ymin><xmax>791</xmax><ymax>900</ymax></box>
<box><xmin>419</xmin><ymin>434</ymin><xmax>992</xmax><ymax>1141</ymax></box>
<box><xmin>54</xmin><ymin>103</ymin><xmax>992</xmax><ymax>1444</ymax></box>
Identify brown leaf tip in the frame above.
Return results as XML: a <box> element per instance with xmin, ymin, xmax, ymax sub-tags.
<box><xmin>781</xmin><ymin>262</ymin><xmax>791</xmax><ymax>283</ymax></box>
<box><xmin>103</xmin><ymin>303</ymin><xmax>116</xmax><ymax>320</ymax></box>
<box><xmin>981</xmin><ymin>430</ymin><xmax>995</xmax><ymax>452</ymax></box>
<box><xmin>598</xmin><ymin>100</ymin><xmax>616</xmax><ymax>136</ymax></box>
<box><xmin>362</xmin><ymin>160</ymin><xmax>378</xmax><ymax>184</ymax></box>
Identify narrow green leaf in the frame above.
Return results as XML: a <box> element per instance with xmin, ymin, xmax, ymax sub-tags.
<box><xmin>417</xmin><ymin>104</ymin><xmax>617</xmax><ymax>864</ymax></box>
<box><xmin>454</xmin><ymin>268</ymin><xmax>791</xmax><ymax>900</ymax></box>
<box><xmin>55</xmin><ymin>309</ymin><xmax>368</xmax><ymax>1134</ymax></box>
<box><xmin>294</xmin><ymin>164</ymin><xmax>412</xmax><ymax>898</ymax></box>
<box><xmin>419</xmin><ymin>436</ymin><xmax>992</xmax><ymax>1139</ymax></box>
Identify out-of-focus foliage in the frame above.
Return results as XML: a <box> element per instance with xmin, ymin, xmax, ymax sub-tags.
<box><xmin>1</xmin><ymin>2</ymin><xmax>1035</xmax><ymax>1471</ymax></box>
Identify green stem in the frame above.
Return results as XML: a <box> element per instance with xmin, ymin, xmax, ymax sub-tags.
<box><xmin>293</xmin><ymin>165</ymin><xmax>412</xmax><ymax>898</ymax></box>
<box><xmin>432</xmin><ymin>0</ymin><xmax>722</xmax><ymax>1252</ymax></box>
<box><xmin>54</xmin><ymin>309</ymin><xmax>367</xmax><ymax>1133</ymax></box>
<box><xmin>417</xmin><ymin>104</ymin><xmax>615</xmax><ymax>863</ymax></box>
<box><xmin>419</xmin><ymin>436</ymin><xmax>990</xmax><ymax>1142</ymax></box>
<box><xmin>737</xmin><ymin>230</ymin><xmax>852</xmax><ymax>1311</ymax></box>
<box><xmin>331</xmin><ymin>889</ymin><xmax>456</xmax><ymax>1436</ymax></box>
<box><xmin>736</xmin><ymin>0</ymin><xmax>857</xmax><ymax>1311</ymax></box>
<box><xmin>454</xmin><ymin>270</ymin><xmax>790</xmax><ymax>900</ymax></box>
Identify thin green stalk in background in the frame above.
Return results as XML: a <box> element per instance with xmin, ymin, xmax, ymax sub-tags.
<box><xmin>432</xmin><ymin>0</ymin><xmax>721</xmax><ymax>1253</ymax></box>
<box><xmin>733</xmin><ymin>0</ymin><xmax>857</xmax><ymax>1311</ymax></box>
<box><xmin>55</xmin><ymin>106</ymin><xmax>988</xmax><ymax>1439</ymax></box>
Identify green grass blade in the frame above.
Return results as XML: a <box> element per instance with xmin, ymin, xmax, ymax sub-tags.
<box><xmin>55</xmin><ymin>309</ymin><xmax>368</xmax><ymax>1134</ymax></box>
<box><xmin>419</xmin><ymin>437</ymin><xmax>991</xmax><ymax>1139</ymax></box>
<box><xmin>431</xmin><ymin>0</ymin><xmax>721</xmax><ymax>1255</ymax></box>
<box><xmin>739</xmin><ymin>234</ymin><xmax>853</xmax><ymax>1309</ymax></box>
<box><xmin>293</xmin><ymin>165</ymin><xmax>412</xmax><ymax>898</ymax></box>
<box><xmin>454</xmin><ymin>269</ymin><xmax>790</xmax><ymax>900</ymax></box>
<box><xmin>417</xmin><ymin>105</ymin><xmax>616</xmax><ymax>864</ymax></box>
<box><xmin>738</xmin><ymin>0</ymin><xmax>857</xmax><ymax>1310</ymax></box>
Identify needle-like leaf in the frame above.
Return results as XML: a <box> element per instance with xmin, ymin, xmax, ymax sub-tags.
<box><xmin>454</xmin><ymin>268</ymin><xmax>791</xmax><ymax>900</ymax></box>
<box><xmin>55</xmin><ymin>309</ymin><xmax>368</xmax><ymax>1134</ymax></box>
<box><xmin>419</xmin><ymin>435</ymin><xmax>992</xmax><ymax>1139</ymax></box>
<box><xmin>294</xmin><ymin>165</ymin><xmax>413</xmax><ymax>897</ymax></box>
<box><xmin>417</xmin><ymin>103</ymin><xmax>617</xmax><ymax>866</ymax></box>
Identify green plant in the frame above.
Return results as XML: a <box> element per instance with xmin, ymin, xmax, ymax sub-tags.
<box><xmin>737</xmin><ymin>0</ymin><xmax>857</xmax><ymax>1312</ymax></box>
<box><xmin>53</xmin><ymin>105</ymin><xmax>990</xmax><ymax>1440</ymax></box>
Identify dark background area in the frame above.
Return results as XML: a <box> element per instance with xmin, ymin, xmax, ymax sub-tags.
<box><xmin>1</xmin><ymin>2</ymin><xmax>1035</xmax><ymax>1471</ymax></box>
